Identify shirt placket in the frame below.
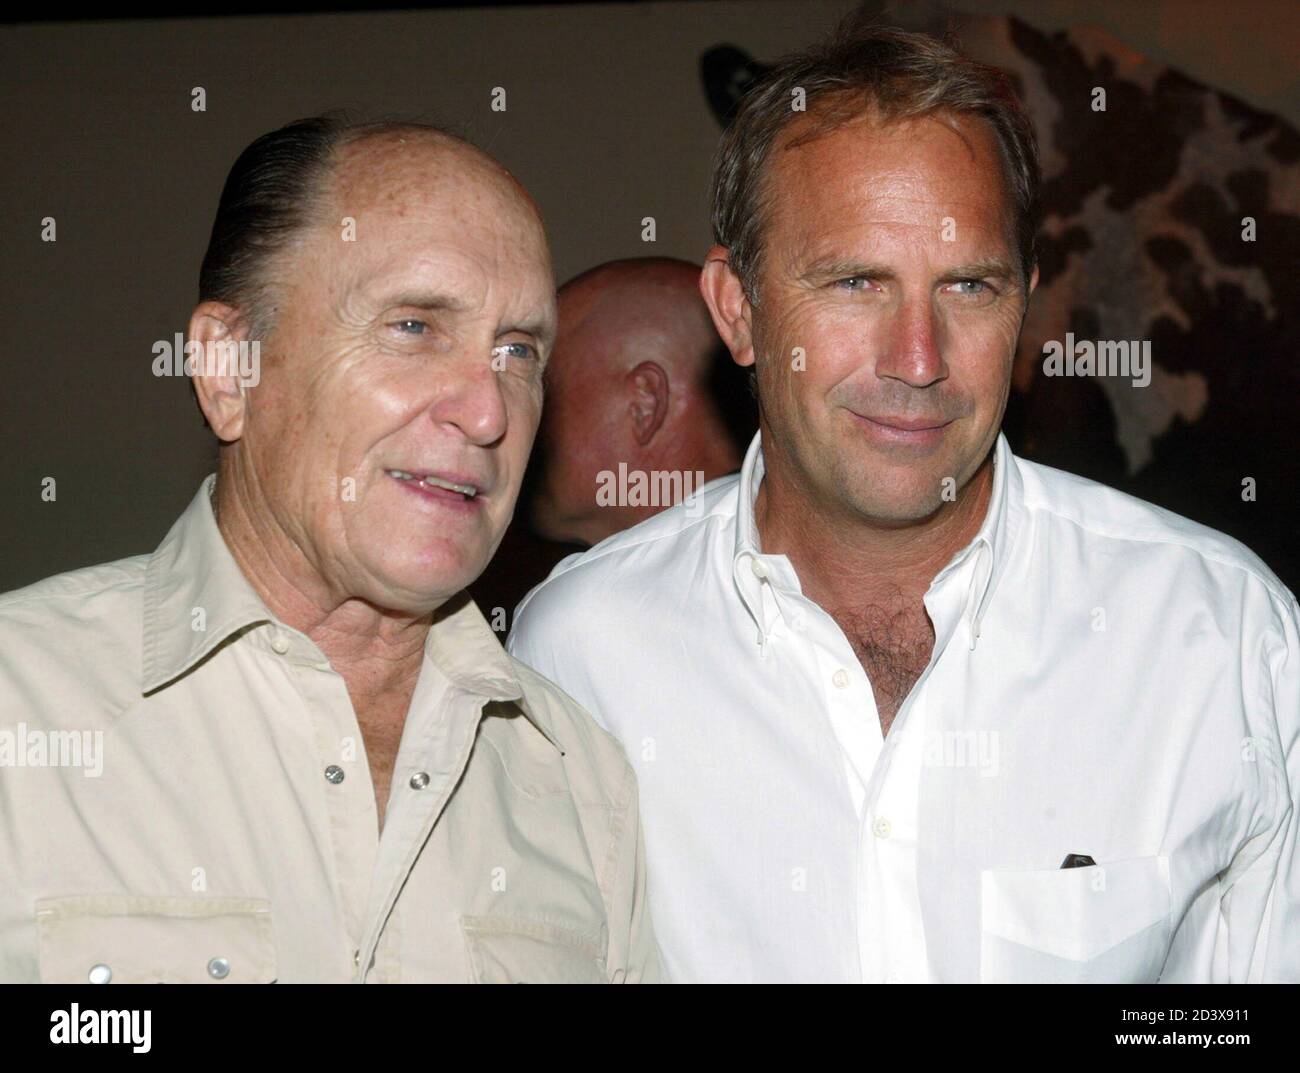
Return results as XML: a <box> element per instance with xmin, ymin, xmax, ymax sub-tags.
<box><xmin>856</xmin><ymin>553</ymin><xmax>982</xmax><ymax>984</ymax></box>
<box><xmin>265</xmin><ymin>624</ymin><xmax>381</xmax><ymax>978</ymax></box>
<box><xmin>356</xmin><ymin>683</ymin><xmax>488</xmax><ymax>981</ymax></box>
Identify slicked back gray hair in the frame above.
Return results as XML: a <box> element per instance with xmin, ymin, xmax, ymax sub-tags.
<box><xmin>198</xmin><ymin>112</ymin><xmax>459</xmax><ymax>341</ymax></box>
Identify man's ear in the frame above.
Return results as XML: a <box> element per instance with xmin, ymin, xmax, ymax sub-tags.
<box><xmin>699</xmin><ymin>246</ymin><xmax>755</xmax><ymax>369</ymax></box>
<box><xmin>627</xmin><ymin>361</ymin><xmax>669</xmax><ymax>447</ymax></box>
<box><xmin>188</xmin><ymin>301</ymin><xmax>253</xmax><ymax>444</ymax></box>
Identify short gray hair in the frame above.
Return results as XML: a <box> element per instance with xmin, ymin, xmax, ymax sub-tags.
<box><xmin>710</xmin><ymin>17</ymin><xmax>1041</xmax><ymax>303</ymax></box>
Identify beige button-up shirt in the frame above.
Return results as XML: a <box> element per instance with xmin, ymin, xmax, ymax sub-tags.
<box><xmin>0</xmin><ymin>476</ymin><xmax>662</xmax><ymax>983</ymax></box>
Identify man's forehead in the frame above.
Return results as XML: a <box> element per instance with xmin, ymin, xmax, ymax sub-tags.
<box><xmin>768</xmin><ymin>111</ymin><xmax>1012</xmax><ymax>252</ymax></box>
<box><xmin>313</xmin><ymin>135</ymin><xmax>553</xmax><ymax>311</ymax></box>
<box><xmin>330</xmin><ymin>139</ymin><xmax>511</xmax><ymax>219</ymax></box>
<box><xmin>776</xmin><ymin>111</ymin><xmax>1001</xmax><ymax>195</ymax></box>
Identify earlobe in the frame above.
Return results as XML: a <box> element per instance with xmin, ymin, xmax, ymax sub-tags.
<box><xmin>699</xmin><ymin>246</ymin><xmax>755</xmax><ymax>369</ymax></box>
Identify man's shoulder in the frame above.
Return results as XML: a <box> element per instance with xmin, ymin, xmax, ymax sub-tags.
<box><xmin>0</xmin><ymin>554</ymin><xmax>149</xmax><ymax>712</ymax></box>
<box><xmin>0</xmin><ymin>554</ymin><xmax>149</xmax><ymax>631</ymax></box>
<box><xmin>1014</xmin><ymin>453</ymin><xmax>1293</xmax><ymax>605</ymax></box>
<box><xmin>509</xmin><ymin>655</ymin><xmax>637</xmax><ymax>809</ymax></box>
<box><xmin>514</xmin><ymin>472</ymin><xmax>740</xmax><ymax>626</ymax></box>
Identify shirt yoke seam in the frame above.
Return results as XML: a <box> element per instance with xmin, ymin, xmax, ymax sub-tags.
<box><xmin>1021</xmin><ymin>498</ymin><xmax>1294</xmax><ymax>607</ymax></box>
<box><xmin>0</xmin><ymin>569</ymin><xmax>147</xmax><ymax>611</ymax></box>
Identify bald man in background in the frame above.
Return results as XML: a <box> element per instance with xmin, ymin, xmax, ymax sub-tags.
<box><xmin>528</xmin><ymin>257</ymin><xmax>755</xmax><ymax>546</ymax></box>
<box><xmin>469</xmin><ymin>257</ymin><xmax>754</xmax><ymax>634</ymax></box>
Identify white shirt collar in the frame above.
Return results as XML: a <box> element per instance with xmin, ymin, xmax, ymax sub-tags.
<box><xmin>731</xmin><ymin>429</ymin><xmax>1022</xmax><ymax>649</ymax></box>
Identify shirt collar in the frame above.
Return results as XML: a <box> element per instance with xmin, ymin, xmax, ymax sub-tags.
<box><xmin>141</xmin><ymin>474</ymin><xmax>563</xmax><ymax>752</ymax></box>
<box><xmin>731</xmin><ymin>429</ymin><xmax>1022</xmax><ymax>649</ymax></box>
<box><xmin>731</xmin><ymin>430</ymin><xmax>777</xmax><ymax>641</ymax></box>
<box><xmin>142</xmin><ymin>474</ymin><xmax>272</xmax><ymax>694</ymax></box>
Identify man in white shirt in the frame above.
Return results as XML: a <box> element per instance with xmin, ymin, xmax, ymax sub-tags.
<box><xmin>508</xmin><ymin>22</ymin><xmax>1300</xmax><ymax>982</ymax></box>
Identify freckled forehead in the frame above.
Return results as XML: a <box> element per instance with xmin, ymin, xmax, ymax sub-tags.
<box><xmin>329</xmin><ymin>133</ymin><xmax>544</xmax><ymax>238</ymax></box>
<box><xmin>317</xmin><ymin>133</ymin><xmax>554</xmax><ymax>324</ymax></box>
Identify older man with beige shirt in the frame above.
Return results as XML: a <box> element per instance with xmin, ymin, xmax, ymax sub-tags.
<box><xmin>0</xmin><ymin>115</ymin><xmax>661</xmax><ymax>984</ymax></box>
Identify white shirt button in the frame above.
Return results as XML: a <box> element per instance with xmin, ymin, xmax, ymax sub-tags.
<box><xmin>409</xmin><ymin>771</ymin><xmax>430</xmax><ymax>790</ymax></box>
<box><xmin>832</xmin><ymin>669</ymin><xmax>850</xmax><ymax>688</ymax></box>
<box><xmin>750</xmin><ymin>558</ymin><xmax>768</xmax><ymax>580</ymax></box>
<box><xmin>207</xmin><ymin>956</ymin><xmax>231</xmax><ymax>979</ymax></box>
<box><xmin>88</xmin><ymin>963</ymin><xmax>112</xmax><ymax>984</ymax></box>
<box><xmin>324</xmin><ymin>764</ymin><xmax>345</xmax><ymax>784</ymax></box>
<box><xmin>872</xmin><ymin>816</ymin><xmax>892</xmax><ymax>839</ymax></box>
<box><xmin>270</xmin><ymin>632</ymin><xmax>290</xmax><ymax>655</ymax></box>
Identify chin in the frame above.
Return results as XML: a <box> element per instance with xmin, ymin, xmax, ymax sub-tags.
<box><xmin>369</xmin><ymin>548</ymin><xmax>485</xmax><ymax>607</ymax></box>
<box><xmin>844</xmin><ymin>483</ymin><xmax>946</xmax><ymax>527</ymax></box>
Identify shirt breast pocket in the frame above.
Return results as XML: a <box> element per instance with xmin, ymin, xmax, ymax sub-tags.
<box><xmin>36</xmin><ymin>895</ymin><xmax>277</xmax><ymax>984</ymax></box>
<box><xmin>461</xmin><ymin>916</ymin><xmax>609</xmax><ymax>983</ymax></box>
<box><xmin>979</xmin><ymin>855</ymin><xmax>1173</xmax><ymax>983</ymax></box>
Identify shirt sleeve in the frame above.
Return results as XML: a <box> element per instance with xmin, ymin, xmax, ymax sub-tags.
<box><xmin>1223</xmin><ymin>590</ymin><xmax>1300</xmax><ymax>982</ymax></box>
<box><xmin>610</xmin><ymin>760</ymin><xmax>668</xmax><ymax>983</ymax></box>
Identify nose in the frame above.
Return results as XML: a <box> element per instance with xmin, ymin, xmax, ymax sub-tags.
<box><xmin>426</xmin><ymin>351</ymin><xmax>510</xmax><ymax>447</ymax></box>
<box><xmin>874</xmin><ymin>295</ymin><xmax>947</xmax><ymax>389</ymax></box>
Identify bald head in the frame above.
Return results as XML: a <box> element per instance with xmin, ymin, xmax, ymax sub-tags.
<box><xmin>530</xmin><ymin>257</ymin><xmax>753</xmax><ymax>546</ymax></box>
<box><xmin>552</xmin><ymin>258</ymin><xmax>717</xmax><ymax>385</ymax></box>
<box><xmin>327</xmin><ymin>126</ymin><xmax>543</xmax><ymax>233</ymax></box>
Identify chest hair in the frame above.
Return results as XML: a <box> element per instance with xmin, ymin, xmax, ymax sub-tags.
<box><xmin>833</xmin><ymin>596</ymin><xmax>934</xmax><ymax>736</ymax></box>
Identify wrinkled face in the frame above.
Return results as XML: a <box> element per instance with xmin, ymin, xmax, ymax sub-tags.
<box><xmin>750</xmin><ymin>110</ymin><xmax>1033</xmax><ymax>526</ymax></box>
<box><xmin>239</xmin><ymin>136</ymin><xmax>556</xmax><ymax>611</ymax></box>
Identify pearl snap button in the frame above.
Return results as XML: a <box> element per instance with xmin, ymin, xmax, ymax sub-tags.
<box><xmin>324</xmin><ymin>764</ymin><xmax>345</xmax><ymax>784</ymax></box>
<box><xmin>207</xmin><ymin>957</ymin><xmax>230</xmax><ymax>979</ymax></box>
<box><xmin>409</xmin><ymin>771</ymin><xmax>430</xmax><ymax>790</ymax></box>
<box><xmin>88</xmin><ymin>963</ymin><xmax>112</xmax><ymax>984</ymax></box>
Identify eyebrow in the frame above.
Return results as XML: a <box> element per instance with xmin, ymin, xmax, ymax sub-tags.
<box><xmin>378</xmin><ymin>291</ymin><xmax>555</xmax><ymax>342</ymax></box>
<box><xmin>378</xmin><ymin>290</ymin><xmax>474</xmax><ymax>315</ymax></box>
<box><xmin>798</xmin><ymin>257</ymin><xmax>1016</xmax><ymax>285</ymax></box>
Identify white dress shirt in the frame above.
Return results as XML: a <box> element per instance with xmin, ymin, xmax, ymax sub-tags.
<box><xmin>509</xmin><ymin>431</ymin><xmax>1300</xmax><ymax>982</ymax></box>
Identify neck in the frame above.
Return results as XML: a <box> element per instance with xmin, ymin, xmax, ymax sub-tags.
<box><xmin>212</xmin><ymin>459</ymin><xmax>430</xmax><ymax>698</ymax></box>
<box><xmin>754</xmin><ymin>439</ymin><xmax>995</xmax><ymax>616</ymax></box>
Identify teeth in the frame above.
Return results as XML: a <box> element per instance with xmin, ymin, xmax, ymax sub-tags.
<box><xmin>386</xmin><ymin>469</ymin><xmax>477</xmax><ymax>499</ymax></box>
<box><xmin>422</xmin><ymin>475</ymin><xmax>477</xmax><ymax>498</ymax></box>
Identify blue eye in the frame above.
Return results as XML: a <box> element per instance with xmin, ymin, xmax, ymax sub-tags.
<box><xmin>395</xmin><ymin>319</ymin><xmax>427</xmax><ymax>333</ymax></box>
<box><xmin>835</xmin><ymin>277</ymin><xmax>870</xmax><ymax>291</ymax></box>
<box><xmin>492</xmin><ymin>341</ymin><xmax>538</xmax><ymax>362</ymax></box>
<box><xmin>952</xmin><ymin>280</ymin><xmax>987</xmax><ymax>295</ymax></box>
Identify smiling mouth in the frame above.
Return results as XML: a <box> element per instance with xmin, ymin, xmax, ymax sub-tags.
<box><xmin>858</xmin><ymin>414</ymin><xmax>952</xmax><ymax>432</ymax></box>
<box><xmin>385</xmin><ymin>469</ymin><xmax>479</xmax><ymax>500</ymax></box>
